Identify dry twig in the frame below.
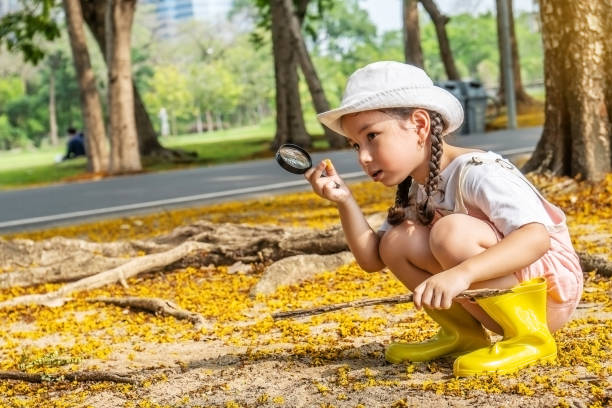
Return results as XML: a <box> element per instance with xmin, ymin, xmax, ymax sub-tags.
<box><xmin>272</xmin><ymin>288</ymin><xmax>513</xmax><ymax>320</ymax></box>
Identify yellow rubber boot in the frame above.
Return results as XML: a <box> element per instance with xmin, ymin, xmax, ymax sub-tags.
<box><xmin>453</xmin><ymin>278</ymin><xmax>557</xmax><ymax>377</ymax></box>
<box><xmin>385</xmin><ymin>302</ymin><xmax>491</xmax><ymax>364</ymax></box>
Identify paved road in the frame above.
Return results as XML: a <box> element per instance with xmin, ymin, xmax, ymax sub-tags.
<box><xmin>0</xmin><ymin>127</ymin><xmax>542</xmax><ymax>233</ymax></box>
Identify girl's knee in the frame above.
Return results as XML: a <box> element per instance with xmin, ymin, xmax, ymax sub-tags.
<box><xmin>429</xmin><ymin>214</ymin><xmax>466</xmax><ymax>253</ymax></box>
<box><xmin>429</xmin><ymin>214</ymin><xmax>499</xmax><ymax>261</ymax></box>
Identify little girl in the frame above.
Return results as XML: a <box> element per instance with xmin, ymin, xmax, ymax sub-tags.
<box><xmin>305</xmin><ymin>61</ymin><xmax>583</xmax><ymax>377</ymax></box>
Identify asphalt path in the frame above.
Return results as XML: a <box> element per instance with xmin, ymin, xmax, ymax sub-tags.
<box><xmin>0</xmin><ymin>126</ymin><xmax>542</xmax><ymax>233</ymax></box>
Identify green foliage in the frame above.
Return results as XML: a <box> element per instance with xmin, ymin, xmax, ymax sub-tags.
<box><xmin>420</xmin><ymin>10</ymin><xmax>543</xmax><ymax>85</ymax></box>
<box><xmin>18</xmin><ymin>351</ymin><xmax>81</xmax><ymax>371</ymax></box>
<box><xmin>0</xmin><ymin>0</ymin><xmax>61</xmax><ymax>64</ymax></box>
<box><xmin>143</xmin><ymin>65</ymin><xmax>194</xmax><ymax>134</ymax></box>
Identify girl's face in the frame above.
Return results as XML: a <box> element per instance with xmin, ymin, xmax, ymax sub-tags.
<box><xmin>341</xmin><ymin>109</ymin><xmax>430</xmax><ymax>186</ymax></box>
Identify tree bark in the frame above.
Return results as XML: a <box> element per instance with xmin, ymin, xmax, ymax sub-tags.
<box><xmin>495</xmin><ymin>0</ymin><xmax>537</xmax><ymax>108</ymax></box>
<box><xmin>80</xmin><ymin>0</ymin><xmax>193</xmax><ymax>161</ymax></box>
<box><xmin>281</xmin><ymin>0</ymin><xmax>345</xmax><ymax>148</ymax></box>
<box><xmin>270</xmin><ymin>0</ymin><xmax>310</xmax><ymax>150</ymax></box>
<box><xmin>403</xmin><ymin>0</ymin><xmax>424</xmax><ymax>68</ymax></box>
<box><xmin>48</xmin><ymin>67</ymin><xmax>59</xmax><ymax>146</ymax></box>
<box><xmin>420</xmin><ymin>0</ymin><xmax>460</xmax><ymax>80</ymax></box>
<box><xmin>106</xmin><ymin>0</ymin><xmax>141</xmax><ymax>174</ymax></box>
<box><xmin>523</xmin><ymin>1</ymin><xmax>611</xmax><ymax>181</ymax></box>
<box><xmin>63</xmin><ymin>0</ymin><xmax>109</xmax><ymax>173</ymax></box>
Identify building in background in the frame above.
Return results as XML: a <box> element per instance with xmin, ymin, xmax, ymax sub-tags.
<box><xmin>140</xmin><ymin>0</ymin><xmax>232</xmax><ymax>39</ymax></box>
<box><xmin>0</xmin><ymin>0</ymin><xmax>20</xmax><ymax>17</ymax></box>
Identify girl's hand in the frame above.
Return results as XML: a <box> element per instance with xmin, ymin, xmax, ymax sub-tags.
<box><xmin>413</xmin><ymin>269</ymin><xmax>471</xmax><ymax>310</ymax></box>
<box><xmin>304</xmin><ymin>159</ymin><xmax>350</xmax><ymax>203</ymax></box>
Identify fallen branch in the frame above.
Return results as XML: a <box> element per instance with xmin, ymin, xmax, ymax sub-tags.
<box><xmin>88</xmin><ymin>296</ymin><xmax>208</xmax><ymax>330</ymax></box>
<box><xmin>0</xmin><ymin>241</ymin><xmax>209</xmax><ymax>309</ymax></box>
<box><xmin>272</xmin><ymin>288</ymin><xmax>513</xmax><ymax>320</ymax></box>
<box><xmin>0</xmin><ymin>370</ymin><xmax>135</xmax><ymax>384</ymax></box>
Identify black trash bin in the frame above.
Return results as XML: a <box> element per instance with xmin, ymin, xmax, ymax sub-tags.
<box><xmin>435</xmin><ymin>80</ymin><xmax>467</xmax><ymax>135</ymax></box>
<box><xmin>459</xmin><ymin>80</ymin><xmax>488</xmax><ymax>134</ymax></box>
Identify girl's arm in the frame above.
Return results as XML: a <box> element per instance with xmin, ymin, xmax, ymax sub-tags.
<box><xmin>305</xmin><ymin>160</ymin><xmax>385</xmax><ymax>272</ymax></box>
<box><xmin>336</xmin><ymin>195</ymin><xmax>386</xmax><ymax>272</ymax></box>
<box><xmin>413</xmin><ymin>222</ymin><xmax>550</xmax><ymax>309</ymax></box>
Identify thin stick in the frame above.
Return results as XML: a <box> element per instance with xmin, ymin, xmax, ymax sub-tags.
<box><xmin>271</xmin><ymin>288</ymin><xmax>512</xmax><ymax>320</ymax></box>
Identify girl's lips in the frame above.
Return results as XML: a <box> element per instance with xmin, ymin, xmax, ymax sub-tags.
<box><xmin>371</xmin><ymin>170</ymin><xmax>383</xmax><ymax>181</ymax></box>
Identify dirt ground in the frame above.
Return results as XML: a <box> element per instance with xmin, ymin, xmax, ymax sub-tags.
<box><xmin>1</xmin><ymin>174</ymin><xmax>611</xmax><ymax>408</ymax></box>
<box><xmin>1</xmin><ymin>263</ymin><xmax>610</xmax><ymax>408</ymax></box>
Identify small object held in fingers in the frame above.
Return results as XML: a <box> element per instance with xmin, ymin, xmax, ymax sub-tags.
<box><xmin>323</xmin><ymin>159</ymin><xmax>340</xmax><ymax>188</ymax></box>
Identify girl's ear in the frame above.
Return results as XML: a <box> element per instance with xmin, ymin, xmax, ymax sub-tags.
<box><xmin>410</xmin><ymin>109</ymin><xmax>431</xmax><ymax>144</ymax></box>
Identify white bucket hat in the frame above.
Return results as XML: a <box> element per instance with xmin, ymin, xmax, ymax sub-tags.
<box><xmin>317</xmin><ymin>61</ymin><xmax>464</xmax><ymax>136</ymax></box>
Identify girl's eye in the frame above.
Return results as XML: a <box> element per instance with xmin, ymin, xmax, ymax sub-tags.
<box><xmin>351</xmin><ymin>143</ymin><xmax>360</xmax><ymax>152</ymax></box>
<box><xmin>367</xmin><ymin>132</ymin><xmax>377</xmax><ymax>141</ymax></box>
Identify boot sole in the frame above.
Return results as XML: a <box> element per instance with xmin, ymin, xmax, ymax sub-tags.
<box><xmin>385</xmin><ymin>341</ymin><xmax>491</xmax><ymax>365</ymax></box>
<box><xmin>453</xmin><ymin>352</ymin><xmax>557</xmax><ymax>377</ymax></box>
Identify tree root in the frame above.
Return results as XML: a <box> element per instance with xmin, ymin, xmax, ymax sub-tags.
<box><xmin>578</xmin><ymin>250</ymin><xmax>612</xmax><ymax>277</ymax></box>
<box><xmin>88</xmin><ymin>296</ymin><xmax>209</xmax><ymax>330</ymax></box>
<box><xmin>0</xmin><ymin>241</ymin><xmax>209</xmax><ymax>308</ymax></box>
<box><xmin>0</xmin><ymin>218</ymin><xmax>610</xmax><ymax>311</ymax></box>
<box><xmin>0</xmin><ymin>370</ymin><xmax>135</xmax><ymax>383</ymax></box>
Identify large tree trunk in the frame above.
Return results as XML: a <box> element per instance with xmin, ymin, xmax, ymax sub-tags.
<box><xmin>420</xmin><ymin>0</ymin><xmax>460</xmax><ymax>80</ymax></box>
<box><xmin>106</xmin><ymin>0</ymin><xmax>141</xmax><ymax>173</ymax></box>
<box><xmin>270</xmin><ymin>0</ymin><xmax>310</xmax><ymax>150</ymax></box>
<box><xmin>63</xmin><ymin>0</ymin><xmax>109</xmax><ymax>173</ymax></box>
<box><xmin>80</xmin><ymin>0</ymin><xmax>193</xmax><ymax>161</ymax></box>
<box><xmin>48</xmin><ymin>68</ymin><xmax>59</xmax><ymax>146</ymax></box>
<box><xmin>495</xmin><ymin>0</ymin><xmax>537</xmax><ymax>108</ymax></box>
<box><xmin>281</xmin><ymin>0</ymin><xmax>345</xmax><ymax>149</ymax></box>
<box><xmin>523</xmin><ymin>1</ymin><xmax>611</xmax><ymax>181</ymax></box>
<box><xmin>403</xmin><ymin>0</ymin><xmax>423</xmax><ymax>68</ymax></box>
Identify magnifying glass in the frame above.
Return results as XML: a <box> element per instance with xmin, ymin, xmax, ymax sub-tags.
<box><xmin>275</xmin><ymin>143</ymin><xmax>340</xmax><ymax>188</ymax></box>
<box><xmin>275</xmin><ymin>144</ymin><xmax>312</xmax><ymax>174</ymax></box>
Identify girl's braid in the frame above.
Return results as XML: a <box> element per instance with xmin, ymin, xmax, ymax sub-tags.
<box><xmin>387</xmin><ymin>176</ymin><xmax>412</xmax><ymax>225</ymax></box>
<box><xmin>417</xmin><ymin>111</ymin><xmax>445</xmax><ymax>225</ymax></box>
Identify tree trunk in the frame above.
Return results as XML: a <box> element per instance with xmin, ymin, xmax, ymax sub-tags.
<box><xmin>195</xmin><ymin>106</ymin><xmax>203</xmax><ymax>134</ymax></box>
<box><xmin>420</xmin><ymin>0</ymin><xmax>460</xmax><ymax>80</ymax></box>
<box><xmin>63</xmin><ymin>0</ymin><xmax>109</xmax><ymax>173</ymax></box>
<box><xmin>270</xmin><ymin>0</ymin><xmax>310</xmax><ymax>150</ymax></box>
<box><xmin>106</xmin><ymin>0</ymin><xmax>141</xmax><ymax>173</ymax></box>
<box><xmin>403</xmin><ymin>0</ymin><xmax>424</xmax><ymax>68</ymax></box>
<box><xmin>48</xmin><ymin>69</ymin><xmax>59</xmax><ymax>146</ymax></box>
<box><xmin>523</xmin><ymin>1</ymin><xmax>611</xmax><ymax>181</ymax></box>
<box><xmin>281</xmin><ymin>0</ymin><xmax>345</xmax><ymax>148</ymax></box>
<box><xmin>80</xmin><ymin>0</ymin><xmax>192</xmax><ymax>161</ymax></box>
<box><xmin>206</xmin><ymin>110</ymin><xmax>214</xmax><ymax>132</ymax></box>
<box><xmin>495</xmin><ymin>0</ymin><xmax>537</xmax><ymax>108</ymax></box>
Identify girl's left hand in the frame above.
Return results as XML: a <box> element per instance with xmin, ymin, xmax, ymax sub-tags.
<box><xmin>413</xmin><ymin>269</ymin><xmax>471</xmax><ymax>310</ymax></box>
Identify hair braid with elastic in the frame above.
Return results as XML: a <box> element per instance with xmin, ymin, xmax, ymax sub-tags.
<box><xmin>416</xmin><ymin>111</ymin><xmax>445</xmax><ymax>225</ymax></box>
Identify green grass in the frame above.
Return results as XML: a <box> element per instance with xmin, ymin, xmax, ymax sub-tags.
<box><xmin>0</xmin><ymin>118</ymin><xmax>328</xmax><ymax>190</ymax></box>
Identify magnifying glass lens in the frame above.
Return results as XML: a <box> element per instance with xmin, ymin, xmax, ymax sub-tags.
<box><xmin>275</xmin><ymin>144</ymin><xmax>312</xmax><ymax>174</ymax></box>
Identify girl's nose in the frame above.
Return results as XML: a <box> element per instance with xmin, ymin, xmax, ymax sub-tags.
<box><xmin>359</xmin><ymin>148</ymin><xmax>373</xmax><ymax>165</ymax></box>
